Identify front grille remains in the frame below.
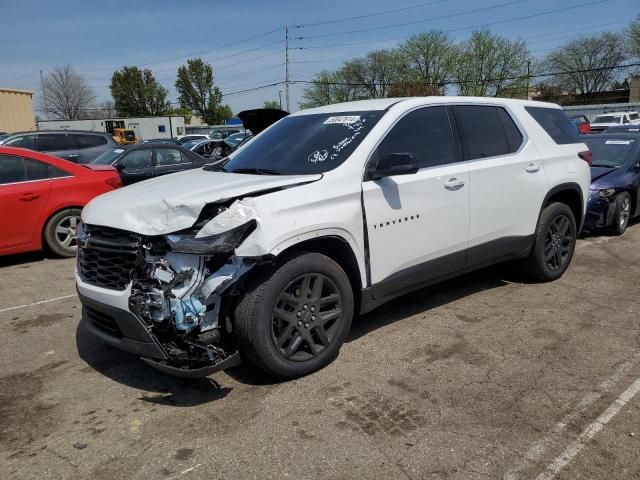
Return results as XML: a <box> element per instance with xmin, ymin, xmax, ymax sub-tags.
<box><xmin>77</xmin><ymin>225</ymin><xmax>140</xmax><ymax>290</ymax></box>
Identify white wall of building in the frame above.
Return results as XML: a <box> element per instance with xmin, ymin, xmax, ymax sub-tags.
<box><xmin>37</xmin><ymin>116</ymin><xmax>186</xmax><ymax>139</ymax></box>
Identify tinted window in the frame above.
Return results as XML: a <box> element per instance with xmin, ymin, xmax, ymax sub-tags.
<box><xmin>498</xmin><ymin>108</ymin><xmax>524</xmax><ymax>152</ymax></box>
<box><xmin>525</xmin><ymin>107</ymin><xmax>579</xmax><ymax>145</ymax></box>
<box><xmin>51</xmin><ymin>166</ymin><xmax>72</xmax><ymax>178</ymax></box>
<box><xmin>453</xmin><ymin>106</ymin><xmax>510</xmax><ymax>159</ymax></box>
<box><xmin>592</xmin><ymin>115</ymin><xmax>621</xmax><ymax>124</ymax></box>
<box><xmin>630</xmin><ymin>113</ymin><xmax>640</xmax><ymax>121</ymax></box>
<box><xmin>0</xmin><ymin>155</ymin><xmax>26</xmax><ymax>184</ymax></box>
<box><xmin>38</xmin><ymin>134</ymin><xmax>72</xmax><ymax>152</ymax></box>
<box><xmin>120</xmin><ymin>149</ymin><xmax>153</xmax><ymax>170</ymax></box>
<box><xmin>4</xmin><ymin>134</ymin><xmax>35</xmax><ymax>149</ymax></box>
<box><xmin>25</xmin><ymin>159</ymin><xmax>50</xmax><ymax>180</ymax></box>
<box><xmin>373</xmin><ymin>106</ymin><xmax>454</xmax><ymax>169</ymax></box>
<box><xmin>73</xmin><ymin>134</ymin><xmax>107</xmax><ymax>149</ymax></box>
<box><xmin>156</xmin><ymin>148</ymin><xmax>189</xmax><ymax>166</ymax></box>
<box><xmin>222</xmin><ymin>111</ymin><xmax>384</xmax><ymax>175</ymax></box>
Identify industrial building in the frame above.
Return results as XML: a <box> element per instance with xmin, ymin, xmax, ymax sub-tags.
<box><xmin>0</xmin><ymin>87</ymin><xmax>35</xmax><ymax>132</ymax></box>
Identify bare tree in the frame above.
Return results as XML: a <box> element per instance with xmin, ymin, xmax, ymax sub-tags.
<box><xmin>544</xmin><ymin>32</ymin><xmax>629</xmax><ymax>101</ymax></box>
<box><xmin>40</xmin><ymin>65</ymin><xmax>96</xmax><ymax>119</ymax></box>
<box><xmin>628</xmin><ymin>15</ymin><xmax>640</xmax><ymax>58</ymax></box>
<box><xmin>451</xmin><ymin>30</ymin><xmax>531</xmax><ymax>97</ymax></box>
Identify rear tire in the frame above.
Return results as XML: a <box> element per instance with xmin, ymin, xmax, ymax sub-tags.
<box><xmin>234</xmin><ymin>252</ymin><xmax>354</xmax><ymax>378</ymax></box>
<box><xmin>609</xmin><ymin>192</ymin><xmax>631</xmax><ymax>236</ymax></box>
<box><xmin>523</xmin><ymin>202</ymin><xmax>576</xmax><ymax>282</ymax></box>
<box><xmin>43</xmin><ymin>208</ymin><xmax>82</xmax><ymax>257</ymax></box>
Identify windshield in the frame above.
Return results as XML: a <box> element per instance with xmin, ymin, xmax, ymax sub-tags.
<box><xmin>223</xmin><ymin>111</ymin><xmax>384</xmax><ymax>174</ymax></box>
<box><xmin>585</xmin><ymin>138</ymin><xmax>635</xmax><ymax>167</ymax></box>
<box><xmin>90</xmin><ymin>148</ymin><xmax>125</xmax><ymax>165</ymax></box>
<box><xmin>593</xmin><ymin>115</ymin><xmax>621</xmax><ymax>124</ymax></box>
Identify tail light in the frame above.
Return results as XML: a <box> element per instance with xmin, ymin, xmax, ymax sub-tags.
<box><xmin>579</xmin><ymin>151</ymin><xmax>592</xmax><ymax>166</ymax></box>
<box><xmin>105</xmin><ymin>176</ymin><xmax>123</xmax><ymax>189</ymax></box>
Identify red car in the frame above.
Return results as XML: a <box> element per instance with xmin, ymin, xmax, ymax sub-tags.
<box><xmin>0</xmin><ymin>146</ymin><xmax>122</xmax><ymax>257</ymax></box>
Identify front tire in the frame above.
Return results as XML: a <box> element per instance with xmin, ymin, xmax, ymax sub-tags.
<box><xmin>43</xmin><ymin>208</ymin><xmax>82</xmax><ymax>257</ymax></box>
<box><xmin>609</xmin><ymin>192</ymin><xmax>631</xmax><ymax>236</ymax></box>
<box><xmin>234</xmin><ymin>252</ymin><xmax>354</xmax><ymax>378</ymax></box>
<box><xmin>524</xmin><ymin>202</ymin><xmax>577</xmax><ymax>282</ymax></box>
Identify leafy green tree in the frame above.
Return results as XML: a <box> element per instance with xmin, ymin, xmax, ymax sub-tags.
<box><xmin>299</xmin><ymin>69</ymin><xmax>367</xmax><ymax>109</ymax></box>
<box><xmin>110</xmin><ymin>66</ymin><xmax>170</xmax><ymax>116</ymax></box>
<box><xmin>451</xmin><ymin>30</ymin><xmax>531</xmax><ymax>97</ymax></box>
<box><xmin>175</xmin><ymin>58</ymin><xmax>232</xmax><ymax>124</ymax></box>
<box><xmin>263</xmin><ymin>100</ymin><xmax>281</xmax><ymax>109</ymax></box>
<box><xmin>397</xmin><ymin>31</ymin><xmax>455</xmax><ymax>94</ymax></box>
<box><xmin>167</xmin><ymin>106</ymin><xmax>193</xmax><ymax>125</ymax></box>
<box><xmin>544</xmin><ymin>32</ymin><xmax>628</xmax><ymax>101</ymax></box>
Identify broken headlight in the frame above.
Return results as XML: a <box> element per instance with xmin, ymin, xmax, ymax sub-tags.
<box><xmin>164</xmin><ymin>220</ymin><xmax>257</xmax><ymax>254</ymax></box>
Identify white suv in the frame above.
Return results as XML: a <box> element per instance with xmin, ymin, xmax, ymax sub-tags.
<box><xmin>590</xmin><ymin>111</ymin><xmax>640</xmax><ymax>132</ymax></box>
<box><xmin>76</xmin><ymin>97</ymin><xmax>590</xmax><ymax>379</ymax></box>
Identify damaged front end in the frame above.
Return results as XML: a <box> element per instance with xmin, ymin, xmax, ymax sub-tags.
<box><xmin>77</xmin><ymin>200</ymin><xmax>265</xmax><ymax>377</ymax></box>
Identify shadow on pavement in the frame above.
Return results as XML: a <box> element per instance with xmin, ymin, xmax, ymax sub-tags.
<box><xmin>0</xmin><ymin>251</ymin><xmax>47</xmax><ymax>268</ymax></box>
<box><xmin>75</xmin><ymin>262</ymin><xmax>518</xmax><ymax>402</ymax></box>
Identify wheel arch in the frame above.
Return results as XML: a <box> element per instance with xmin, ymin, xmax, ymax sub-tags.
<box><xmin>541</xmin><ymin>183</ymin><xmax>584</xmax><ymax>231</ymax></box>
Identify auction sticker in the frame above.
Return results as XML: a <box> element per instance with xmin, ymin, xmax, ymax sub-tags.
<box><xmin>605</xmin><ymin>140</ymin><xmax>633</xmax><ymax>145</ymax></box>
<box><xmin>323</xmin><ymin>116</ymin><xmax>361</xmax><ymax>125</ymax></box>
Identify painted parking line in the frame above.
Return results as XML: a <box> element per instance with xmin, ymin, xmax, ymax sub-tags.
<box><xmin>535</xmin><ymin>377</ymin><xmax>640</xmax><ymax>480</ymax></box>
<box><xmin>0</xmin><ymin>293</ymin><xmax>77</xmax><ymax>314</ymax></box>
<box><xmin>503</xmin><ymin>352</ymin><xmax>640</xmax><ymax>479</ymax></box>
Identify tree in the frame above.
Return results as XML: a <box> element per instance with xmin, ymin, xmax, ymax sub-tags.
<box><xmin>451</xmin><ymin>30</ymin><xmax>531</xmax><ymax>97</ymax></box>
<box><xmin>175</xmin><ymin>58</ymin><xmax>232</xmax><ymax>124</ymax></box>
<box><xmin>629</xmin><ymin>15</ymin><xmax>640</xmax><ymax>58</ymax></box>
<box><xmin>397</xmin><ymin>31</ymin><xmax>455</xmax><ymax>94</ymax></box>
<box><xmin>544</xmin><ymin>32</ymin><xmax>629</xmax><ymax>101</ymax></box>
<box><xmin>263</xmin><ymin>100</ymin><xmax>281</xmax><ymax>109</ymax></box>
<box><xmin>347</xmin><ymin>50</ymin><xmax>404</xmax><ymax>98</ymax></box>
<box><xmin>168</xmin><ymin>106</ymin><xmax>193</xmax><ymax>125</ymax></box>
<box><xmin>299</xmin><ymin>69</ymin><xmax>367</xmax><ymax>109</ymax></box>
<box><xmin>110</xmin><ymin>66</ymin><xmax>170</xmax><ymax>116</ymax></box>
<box><xmin>40</xmin><ymin>65</ymin><xmax>96</xmax><ymax>120</ymax></box>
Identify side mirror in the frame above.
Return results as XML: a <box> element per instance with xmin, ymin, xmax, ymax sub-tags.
<box><xmin>115</xmin><ymin>162</ymin><xmax>125</xmax><ymax>171</ymax></box>
<box><xmin>368</xmin><ymin>153</ymin><xmax>419</xmax><ymax>181</ymax></box>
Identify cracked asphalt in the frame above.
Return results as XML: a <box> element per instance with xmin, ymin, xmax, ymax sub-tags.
<box><xmin>1</xmin><ymin>225</ymin><xmax>640</xmax><ymax>479</ymax></box>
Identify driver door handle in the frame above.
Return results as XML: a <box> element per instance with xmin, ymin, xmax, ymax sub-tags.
<box><xmin>21</xmin><ymin>193</ymin><xmax>40</xmax><ymax>201</ymax></box>
<box><xmin>444</xmin><ymin>178</ymin><xmax>465</xmax><ymax>190</ymax></box>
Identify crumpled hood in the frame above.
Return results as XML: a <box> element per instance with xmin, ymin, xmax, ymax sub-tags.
<box><xmin>82</xmin><ymin>168</ymin><xmax>321</xmax><ymax>235</ymax></box>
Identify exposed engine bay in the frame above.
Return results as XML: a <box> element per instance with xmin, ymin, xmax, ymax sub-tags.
<box><xmin>77</xmin><ymin>200</ymin><xmax>267</xmax><ymax>375</ymax></box>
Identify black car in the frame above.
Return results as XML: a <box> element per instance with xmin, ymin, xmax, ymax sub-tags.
<box><xmin>0</xmin><ymin>130</ymin><xmax>118</xmax><ymax>163</ymax></box>
<box><xmin>90</xmin><ymin>143</ymin><xmax>206</xmax><ymax>185</ymax></box>
<box><xmin>140</xmin><ymin>138</ymin><xmax>181</xmax><ymax>145</ymax></box>
<box><xmin>582</xmin><ymin>133</ymin><xmax>640</xmax><ymax>235</ymax></box>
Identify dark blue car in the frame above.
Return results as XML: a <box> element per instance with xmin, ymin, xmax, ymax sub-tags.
<box><xmin>582</xmin><ymin>133</ymin><xmax>640</xmax><ymax>235</ymax></box>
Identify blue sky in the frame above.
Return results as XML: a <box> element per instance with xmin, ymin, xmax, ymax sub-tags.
<box><xmin>0</xmin><ymin>0</ymin><xmax>637</xmax><ymax>114</ymax></box>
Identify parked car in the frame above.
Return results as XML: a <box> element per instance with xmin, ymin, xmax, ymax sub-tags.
<box><xmin>581</xmin><ymin>133</ymin><xmax>640</xmax><ymax>235</ymax></box>
<box><xmin>590</xmin><ymin>111</ymin><xmax>640</xmax><ymax>133</ymax></box>
<box><xmin>604</xmin><ymin>125</ymin><xmax>640</xmax><ymax>134</ymax></box>
<box><xmin>0</xmin><ymin>132</ymin><xmax>8</xmax><ymax>142</ymax></box>
<box><xmin>188</xmin><ymin>139</ymin><xmax>221</xmax><ymax>158</ymax></box>
<box><xmin>210</xmin><ymin>128</ymin><xmax>240</xmax><ymax>140</ymax></box>
<box><xmin>176</xmin><ymin>134</ymin><xmax>210</xmax><ymax>145</ymax></box>
<box><xmin>76</xmin><ymin>98</ymin><xmax>589</xmax><ymax>379</ymax></box>
<box><xmin>0</xmin><ymin>130</ymin><xmax>118</xmax><ymax>163</ymax></box>
<box><xmin>0</xmin><ymin>146</ymin><xmax>121</xmax><ymax>257</ymax></box>
<box><xmin>90</xmin><ymin>143</ymin><xmax>206</xmax><ymax>185</ymax></box>
<box><xmin>140</xmin><ymin>138</ymin><xmax>181</xmax><ymax>145</ymax></box>
<box><xmin>568</xmin><ymin>114</ymin><xmax>591</xmax><ymax>134</ymax></box>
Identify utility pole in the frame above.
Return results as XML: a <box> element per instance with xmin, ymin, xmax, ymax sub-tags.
<box><xmin>278</xmin><ymin>90</ymin><xmax>283</xmax><ymax>109</ymax></box>
<box><xmin>525</xmin><ymin>60</ymin><xmax>531</xmax><ymax>100</ymax></box>
<box><xmin>285</xmin><ymin>26</ymin><xmax>290</xmax><ymax>112</ymax></box>
<box><xmin>39</xmin><ymin>69</ymin><xmax>48</xmax><ymax>118</ymax></box>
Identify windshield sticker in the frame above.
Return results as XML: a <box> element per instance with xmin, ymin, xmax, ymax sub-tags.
<box><xmin>114</xmin><ymin>149</ymin><xmax>124</xmax><ymax>153</ymax></box>
<box><xmin>308</xmin><ymin>150</ymin><xmax>329</xmax><ymax>163</ymax></box>
<box><xmin>605</xmin><ymin>140</ymin><xmax>633</xmax><ymax>145</ymax></box>
<box><xmin>323</xmin><ymin>115</ymin><xmax>361</xmax><ymax>125</ymax></box>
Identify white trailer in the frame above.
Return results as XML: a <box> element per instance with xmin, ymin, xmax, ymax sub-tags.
<box><xmin>37</xmin><ymin>116</ymin><xmax>186</xmax><ymax>140</ymax></box>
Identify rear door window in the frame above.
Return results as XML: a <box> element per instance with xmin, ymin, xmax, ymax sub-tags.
<box><xmin>452</xmin><ymin>105</ymin><xmax>512</xmax><ymax>159</ymax></box>
<box><xmin>525</xmin><ymin>107</ymin><xmax>580</xmax><ymax>144</ymax></box>
<box><xmin>73</xmin><ymin>134</ymin><xmax>108</xmax><ymax>149</ymax></box>
<box><xmin>373</xmin><ymin>106</ymin><xmax>455</xmax><ymax>169</ymax></box>
<box><xmin>156</xmin><ymin>148</ymin><xmax>191</xmax><ymax>166</ymax></box>
<box><xmin>38</xmin><ymin>134</ymin><xmax>73</xmax><ymax>152</ymax></box>
<box><xmin>0</xmin><ymin>155</ymin><xmax>26</xmax><ymax>184</ymax></box>
<box><xmin>24</xmin><ymin>159</ymin><xmax>50</xmax><ymax>181</ymax></box>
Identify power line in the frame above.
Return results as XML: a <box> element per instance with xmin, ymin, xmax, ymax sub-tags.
<box><xmin>296</xmin><ymin>0</ymin><xmax>528</xmax><ymax>40</ymax></box>
<box><xmin>295</xmin><ymin>0</ymin><xmax>609</xmax><ymax>50</ymax></box>
<box><xmin>293</xmin><ymin>0</ymin><xmax>448</xmax><ymax>29</ymax></box>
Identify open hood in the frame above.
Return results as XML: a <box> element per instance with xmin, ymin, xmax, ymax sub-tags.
<box><xmin>237</xmin><ymin>108</ymin><xmax>289</xmax><ymax>135</ymax></box>
<box><xmin>82</xmin><ymin>168</ymin><xmax>320</xmax><ymax>235</ymax></box>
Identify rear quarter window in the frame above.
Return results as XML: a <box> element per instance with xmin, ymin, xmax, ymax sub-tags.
<box><xmin>525</xmin><ymin>107</ymin><xmax>579</xmax><ymax>145</ymax></box>
<box><xmin>73</xmin><ymin>134</ymin><xmax>108</xmax><ymax>149</ymax></box>
<box><xmin>38</xmin><ymin>133</ymin><xmax>73</xmax><ymax>152</ymax></box>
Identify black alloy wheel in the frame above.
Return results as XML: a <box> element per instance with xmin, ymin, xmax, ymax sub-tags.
<box><xmin>544</xmin><ymin>214</ymin><xmax>573</xmax><ymax>271</ymax></box>
<box><xmin>271</xmin><ymin>273</ymin><xmax>343</xmax><ymax>361</ymax></box>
